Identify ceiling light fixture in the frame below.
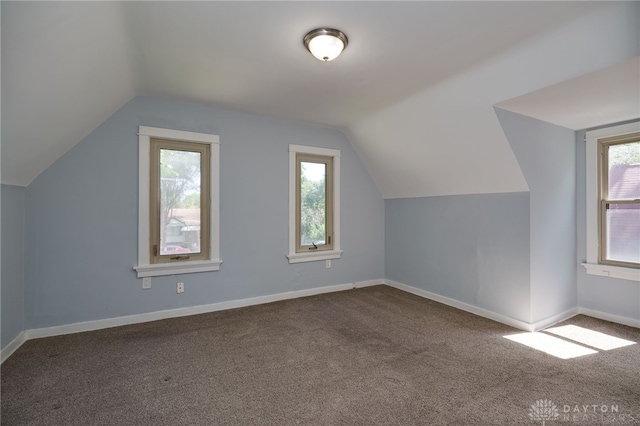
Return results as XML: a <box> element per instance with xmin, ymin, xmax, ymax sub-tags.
<box><xmin>303</xmin><ymin>28</ymin><xmax>348</xmax><ymax>62</ymax></box>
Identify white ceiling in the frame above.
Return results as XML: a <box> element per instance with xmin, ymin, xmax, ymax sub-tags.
<box><xmin>2</xmin><ymin>1</ymin><xmax>639</xmax><ymax>195</ymax></box>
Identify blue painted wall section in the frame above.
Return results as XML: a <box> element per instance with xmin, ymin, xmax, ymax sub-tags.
<box><xmin>496</xmin><ymin>108</ymin><xmax>577</xmax><ymax>323</ymax></box>
<box><xmin>5</xmin><ymin>95</ymin><xmax>636</xmax><ymax>346</ymax></box>
<box><xmin>385</xmin><ymin>192</ymin><xmax>531</xmax><ymax>323</ymax></box>
<box><xmin>23</xmin><ymin>96</ymin><xmax>385</xmax><ymax>329</ymax></box>
<box><xmin>1</xmin><ymin>185</ymin><xmax>26</xmax><ymax>347</ymax></box>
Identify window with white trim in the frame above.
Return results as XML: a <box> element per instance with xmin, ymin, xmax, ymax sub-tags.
<box><xmin>288</xmin><ymin>144</ymin><xmax>342</xmax><ymax>263</ymax></box>
<box><xmin>583</xmin><ymin>122</ymin><xmax>640</xmax><ymax>281</ymax></box>
<box><xmin>150</xmin><ymin>138</ymin><xmax>210</xmax><ymax>263</ymax></box>
<box><xmin>135</xmin><ymin>126</ymin><xmax>221</xmax><ymax>277</ymax></box>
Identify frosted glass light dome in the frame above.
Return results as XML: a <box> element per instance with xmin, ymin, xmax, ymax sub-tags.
<box><xmin>303</xmin><ymin>28</ymin><xmax>348</xmax><ymax>62</ymax></box>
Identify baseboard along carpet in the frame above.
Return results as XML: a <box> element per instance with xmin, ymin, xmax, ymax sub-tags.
<box><xmin>2</xmin><ymin>285</ymin><xmax>639</xmax><ymax>425</ymax></box>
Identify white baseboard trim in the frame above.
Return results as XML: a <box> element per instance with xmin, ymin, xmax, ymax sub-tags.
<box><xmin>383</xmin><ymin>279</ymin><xmax>640</xmax><ymax>332</ymax></box>
<box><xmin>1</xmin><ymin>331</ymin><xmax>27</xmax><ymax>364</ymax></box>
<box><xmin>4</xmin><ymin>279</ymin><xmax>638</xmax><ymax>364</ymax></box>
<box><xmin>578</xmin><ymin>307</ymin><xmax>640</xmax><ymax>329</ymax></box>
<box><xmin>2</xmin><ymin>283</ymin><xmax>355</xmax><ymax>363</ymax></box>
<box><xmin>26</xmin><ymin>283</ymin><xmax>355</xmax><ymax>340</ymax></box>
<box><xmin>354</xmin><ymin>279</ymin><xmax>385</xmax><ymax>288</ymax></box>
<box><xmin>530</xmin><ymin>307</ymin><xmax>580</xmax><ymax>332</ymax></box>
<box><xmin>383</xmin><ymin>279</ymin><xmax>535</xmax><ymax>331</ymax></box>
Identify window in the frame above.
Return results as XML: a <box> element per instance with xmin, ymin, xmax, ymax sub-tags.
<box><xmin>288</xmin><ymin>144</ymin><xmax>342</xmax><ymax>263</ymax></box>
<box><xmin>296</xmin><ymin>154</ymin><xmax>334</xmax><ymax>252</ymax></box>
<box><xmin>150</xmin><ymin>138</ymin><xmax>210</xmax><ymax>263</ymax></box>
<box><xmin>135</xmin><ymin>127</ymin><xmax>221</xmax><ymax>277</ymax></box>
<box><xmin>598</xmin><ymin>133</ymin><xmax>640</xmax><ymax>268</ymax></box>
<box><xmin>584</xmin><ymin>122</ymin><xmax>640</xmax><ymax>281</ymax></box>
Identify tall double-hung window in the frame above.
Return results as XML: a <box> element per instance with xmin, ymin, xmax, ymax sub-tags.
<box><xmin>584</xmin><ymin>122</ymin><xmax>640</xmax><ymax>281</ymax></box>
<box><xmin>598</xmin><ymin>132</ymin><xmax>640</xmax><ymax>267</ymax></box>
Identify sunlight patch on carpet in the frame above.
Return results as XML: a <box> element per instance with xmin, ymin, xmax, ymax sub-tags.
<box><xmin>545</xmin><ymin>325</ymin><xmax>636</xmax><ymax>351</ymax></box>
<box><xmin>504</xmin><ymin>332</ymin><xmax>597</xmax><ymax>359</ymax></box>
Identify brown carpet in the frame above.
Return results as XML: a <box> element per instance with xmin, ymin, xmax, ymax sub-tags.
<box><xmin>2</xmin><ymin>285</ymin><xmax>639</xmax><ymax>425</ymax></box>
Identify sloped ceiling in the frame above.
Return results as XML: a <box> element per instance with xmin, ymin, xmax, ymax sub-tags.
<box><xmin>2</xmin><ymin>1</ymin><xmax>639</xmax><ymax>195</ymax></box>
<box><xmin>496</xmin><ymin>56</ymin><xmax>640</xmax><ymax>131</ymax></box>
<box><xmin>2</xmin><ymin>2</ymin><xmax>137</xmax><ymax>187</ymax></box>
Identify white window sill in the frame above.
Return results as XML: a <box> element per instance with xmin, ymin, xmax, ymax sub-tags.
<box><xmin>581</xmin><ymin>263</ymin><xmax>640</xmax><ymax>282</ymax></box>
<box><xmin>287</xmin><ymin>250</ymin><xmax>343</xmax><ymax>264</ymax></box>
<box><xmin>134</xmin><ymin>259</ymin><xmax>222</xmax><ymax>278</ymax></box>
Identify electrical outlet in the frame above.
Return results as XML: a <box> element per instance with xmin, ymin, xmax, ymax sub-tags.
<box><xmin>326</xmin><ymin>260</ymin><xmax>331</xmax><ymax>269</ymax></box>
<box><xmin>177</xmin><ymin>282</ymin><xmax>184</xmax><ymax>294</ymax></box>
<box><xmin>142</xmin><ymin>277</ymin><xmax>151</xmax><ymax>289</ymax></box>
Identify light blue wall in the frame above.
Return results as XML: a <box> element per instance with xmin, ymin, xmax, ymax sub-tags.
<box><xmin>1</xmin><ymin>185</ymin><xmax>25</xmax><ymax>347</ymax></box>
<box><xmin>24</xmin><ymin>96</ymin><xmax>384</xmax><ymax>329</ymax></box>
<box><xmin>385</xmin><ymin>193</ymin><xmax>531</xmax><ymax>323</ymax></box>
<box><xmin>386</xmin><ymin>109</ymin><xmax>579</xmax><ymax>327</ymax></box>
<box><xmin>496</xmin><ymin>108</ymin><xmax>577</xmax><ymax>323</ymax></box>
<box><xmin>576</xmin><ymin>127</ymin><xmax>640</xmax><ymax>321</ymax></box>
<box><xmin>12</xmin><ymin>96</ymin><xmax>637</xmax><ymax>335</ymax></box>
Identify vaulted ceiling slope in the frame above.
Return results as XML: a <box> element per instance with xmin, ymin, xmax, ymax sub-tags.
<box><xmin>2</xmin><ymin>2</ymin><xmax>639</xmax><ymax>194</ymax></box>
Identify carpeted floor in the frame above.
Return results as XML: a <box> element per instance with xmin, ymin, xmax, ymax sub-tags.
<box><xmin>2</xmin><ymin>285</ymin><xmax>639</xmax><ymax>425</ymax></box>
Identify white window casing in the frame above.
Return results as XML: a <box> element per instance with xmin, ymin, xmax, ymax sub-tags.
<box><xmin>135</xmin><ymin>126</ymin><xmax>221</xmax><ymax>277</ymax></box>
<box><xmin>288</xmin><ymin>144</ymin><xmax>342</xmax><ymax>263</ymax></box>
<box><xmin>583</xmin><ymin>122</ymin><xmax>640</xmax><ymax>282</ymax></box>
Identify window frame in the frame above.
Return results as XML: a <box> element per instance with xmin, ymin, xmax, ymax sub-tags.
<box><xmin>296</xmin><ymin>153</ymin><xmax>334</xmax><ymax>253</ymax></box>
<box><xmin>288</xmin><ymin>144</ymin><xmax>342</xmax><ymax>264</ymax></box>
<box><xmin>135</xmin><ymin>126</ymin><xmax>221</xmax><ymax>278</ymax></box>
<box><xmin>583</xmin><ymin>122</ymin><xmax>640</xmax><ymax>281</ymax></box>
<box><xmin>598</xmin><ymin>132</ymin><xmax>640</xmax><ymax>269</ymax></box>
<box><xmin>150</xmin><ymin>138</ymin><xmax>211</xmax><ymax>264</ymax></box>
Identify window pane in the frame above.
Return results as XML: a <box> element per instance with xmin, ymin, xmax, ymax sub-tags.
<box><xmin>160</xmin><ymin>149</ymin><xmax>201</xmax><ymax>255</ymax></box>
<box><xmin>606</xmin><ymin>203</ymin><xmax>640</xmax><ymax>264</ymax></box>
<box><xmin>608</xmin><ymin>142</ymin><xmax>640</xmax><ymax>199</ymax></box>
<box><xmin>300</xmin><ymin>161</ymin><xmax>326</xmax><ymax>246</ymax></box>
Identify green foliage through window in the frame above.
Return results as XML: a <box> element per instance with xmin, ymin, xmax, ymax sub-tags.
<box><xmin>160</xmin><ymin>149</ymin><xmax>201</xmax><ymax>219</ymax></box>
<box><xmin>300</xmin><ymin>162</ymin><xmax>326</xmax><ymax>246</ymax></box>
<box><xmin>609</xmin><ymin>141</ymin><xmax>640</xmax><ymax>166</ymax></box>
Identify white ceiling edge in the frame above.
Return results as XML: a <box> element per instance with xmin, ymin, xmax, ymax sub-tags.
<box><xmin>496</xmin><ymin>56</ymin><xmax>640</xmax><ymax>131</ymax></box>
<box><xmin>1</xmin><ymin>2</ymin><xmax>138</xmax><ymax>187</ymax></box>
<box><xmin>346</xmin><ymin>2</ymin><xmax>639</xmax><ymax>199</ymax></box>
